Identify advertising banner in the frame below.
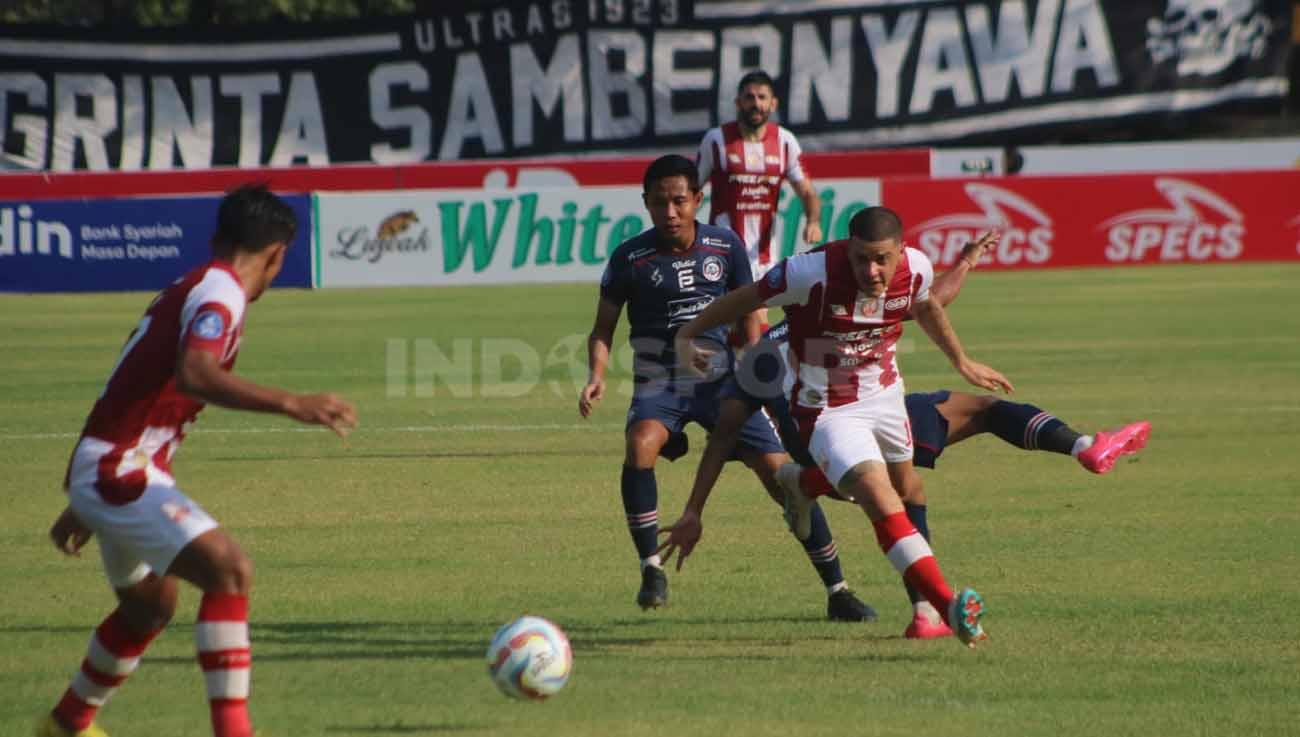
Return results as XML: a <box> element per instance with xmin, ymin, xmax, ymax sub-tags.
<box><xmin>883</xmin><ymin>170</ymin><xmax>1300</xmax><ymax>269</ymax></box>
<box><xmin>314</xmin><ymin>179</ymin><xmax>882</xmax><ymax>287</ymax></box>
<box><xmin>0</xmin><ymin>0</ymin><xmax>1291</xmax><ymax>171</ymax></box>
<box><xmin>0</xmin><ymin>194</ymin><xmax>312</xmax><ymax>292</ymax></box>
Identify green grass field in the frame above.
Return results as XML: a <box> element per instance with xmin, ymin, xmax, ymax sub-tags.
<box><xmin>3</xmin><ymin>263</ymin><xmax>1298</xmax><ymax>737</ymax></box>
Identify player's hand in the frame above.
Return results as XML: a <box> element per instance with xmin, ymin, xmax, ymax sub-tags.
<box><xmin>960</xmin><ymin>230</ymin><xmax>1000</xmax><ymax>268</ymax></box>
<box><xmin>578</xmin><ymin>380</ymin><xmax>605</xmax><ymax>418</ymax></box>
<box><xmin>49</xmin><ymin>506</ymin><xmax>93</xmax><ymax>557</ymax></box>
<box><xmin>803</xmin><ymin>221</ymin><xmax>824</xmax><ymax>245</ymax></box>
<box><xmin>957</xmin><ymin>359</ymin><xmax>1014</xmax><ymax>394</ymax></box>
<box><xmin>285</xmin><ymin>392</ymin><xmax>358</xmax><ymax>439</ymax></box>
<box><xmin>655</xmin><ymin>509</ymin><xmax>703</xmax><ymax>572</ymax></box>
<box><xmin>674</xmin><ymin>336</ymin><xmax>717</xmax><ymax>378</ymax></box>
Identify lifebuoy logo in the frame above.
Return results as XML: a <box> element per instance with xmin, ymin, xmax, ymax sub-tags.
<box><xmin>1101</xmin><ymin>178</ymin><xmax>1244</xmax><ymax>262</ymax></box>
<box><xmin>909</xmin><ymin>184</ymin><xmax>1052</xmax><ymax>266</ymax></box>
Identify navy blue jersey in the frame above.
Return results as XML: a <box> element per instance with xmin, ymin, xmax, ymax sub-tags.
<box><xmin>601</xmin><ymin>222</ymin><xmax>752</xmax><ymax>384</ymax></box>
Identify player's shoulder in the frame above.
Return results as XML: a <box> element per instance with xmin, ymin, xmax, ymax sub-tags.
<box><xmin>608</xmin><ymin>228</ymin><xmax>659</xmax><ymax>265</ymax></box>
<box><xmin>903</xmin><ymin>246</ymin><xmax>934</xmax><ymax>273</ymax></box>
<box><xmin>699</xmin><ymin>125</ymin><xmax>726</xmax><ymax>145</ymax></box>
<box><xmin>775</xmin><ymin>124</ymin><xmax>801</xmax><ymax>143</ymax></box>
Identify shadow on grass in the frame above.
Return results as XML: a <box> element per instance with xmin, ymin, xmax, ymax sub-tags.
<box><xmin>5</xmin><ymin>616</ymin><xmax>932</xmax><ymax>667</ymax></box>
<box><xmin>209</xmin><ymin>449</ymin><xmax>585</xmax><ymax>462</ymax></box>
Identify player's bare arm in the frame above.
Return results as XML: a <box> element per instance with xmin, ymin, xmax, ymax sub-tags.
<box><xmin>911</xmin><ymin>297</ymin><xmax>1014</xmax><ymax>394</ymax></box>
<box><xmin>176</xmin><ymin>348</ymin><xmax>358</xmax><ymax>438</ymax></box>
<box><xmin>674</xmin><ymin>283</ymin><xmax>766</xmax><ymax>376</ymax></box>
<box><xmin>580</xmin><ymin>297</ymin><xmax>621</xmax><ymax>418</ymax></box>
<box><xmin>655</xmin><ymin>399</ymin><xmax>750</xmax><ymax>570</ymax></box>
<box><xmin>929</xmin><ymin>230</ymin><xmax>1000</xmax><ymax>307</ymax></box>
<box><xmin>48</xmin><ymin>505</ymin><xmax>93</xmax><ymax>556</ymax></box>
<box><xmin>792</xmin><ymin>178</ymin><xmax>823</xmax><ymax>245</ymax></box>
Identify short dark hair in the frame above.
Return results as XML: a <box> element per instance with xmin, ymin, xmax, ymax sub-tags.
<box><xmin>737</xmin><ymin>70</ymin><xmax>776</xmax><ymax>95</ymax></box>
<box><xmin>849</xmin><ymin>206</ymin><xmax>903</xmax><ymax>243</ymax></box>
<box><xmin>212</xmin><ymin>183</ymin><xmax>298</xmax><ymax>255</ymax></box>
<box><xmin>643</xmin><ymin>154</ymin><xmax>700</xmax><ymax>193</ymax></box>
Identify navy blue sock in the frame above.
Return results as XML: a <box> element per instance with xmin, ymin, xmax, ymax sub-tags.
<box><xmin>985</xmin><ymin>400</ymin><xmax>1080</xmax><ymax>455</ymax></box>
<box><xmin>903</xmin><ymin>503</ymin><xmax>930</xmax><ymax>605</ymax></box>
<box><xmin>621</xmin><ymin>466</ymin><xmax>659</xmax><ymax>563</ymax></box>
<box><xmin>801</xmin><ymin>502</ymin><xmax>845</xmax><ymax>591</ymax></box>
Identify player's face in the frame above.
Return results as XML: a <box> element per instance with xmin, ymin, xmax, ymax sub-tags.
<box><xmin>847</xmin><ymin>237</ymin><xmax>902</xmax><ymax>297</ymax></box>
<box><xmin>735</xmin><ymin>83</ymin><xmax>777</xmax><ymax>130</ymax></box>
<box><xmin>643</xmin><ymin>176</ymin><xmax>702</xmax><ymax>248</ymax></box>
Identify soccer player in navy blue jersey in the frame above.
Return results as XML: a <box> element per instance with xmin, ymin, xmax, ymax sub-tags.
<box><xmin>579</xmin><ymin>154</ymin><xmax>875</xmax><ymax>620</ymax></box>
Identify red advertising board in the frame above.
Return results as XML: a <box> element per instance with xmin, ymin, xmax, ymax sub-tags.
<box><xmin>0</xmin><ymin>149</ymin><xmax>929</xmax><ymax>200</ymax></box>
<box><xmin>884</xmin><ymin>170</ymin><xmax>1300</xmax><ymax>269</ymax></box>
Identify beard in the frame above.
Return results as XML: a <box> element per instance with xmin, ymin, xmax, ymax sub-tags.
<box><xmin>742</xmin><ymin>107</ymin><xmax>769</xmax><ymax>128</ymax></box>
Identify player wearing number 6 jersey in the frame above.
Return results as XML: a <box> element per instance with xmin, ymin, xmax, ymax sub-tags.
<box><xmin>38</xmin><ymin>185</ymin><xmax>357</xmax><ymax>737</ymax></box>
<box><xmin>674</xmin><ymin>206</ymin><xmax>1013</xmax><ymax>648</ymax></box>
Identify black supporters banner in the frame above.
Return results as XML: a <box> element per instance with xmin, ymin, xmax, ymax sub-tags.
<box><xmin>0</xmin><ymin>0</ymin><xmax>1291</xmax><ymax>171</ymax></box>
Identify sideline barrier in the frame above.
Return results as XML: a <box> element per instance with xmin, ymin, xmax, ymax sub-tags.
<box><xmin>0</xmin><ymin>194</ymin><xmax>312</xmax><ymax>292</ymax></box>
<box><xmin>885</xmin><ymin>170</ymin><xmax>1300</xmax><ymax>269</ymax></box>
<box><xmin>0</xmin><ymin>150</ymin><xmax>929</xmax><ymax>200</ymax></box>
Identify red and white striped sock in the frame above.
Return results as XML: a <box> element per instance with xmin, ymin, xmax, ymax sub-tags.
<box><xmin>871</xmin><ymin>512</ymin><xmax>956</xmax><ymax>624</ymax></box>
<box><xmin>798</xmin><ymin>466</ymin><xmax>836</xmax><ymax>498</ymax></box>
<box><xmin>53</xmin><ymin>608</ymin><xmax>161</xmax><ymax>730</ymax></box>
<box><xmin>196</xmin><ymin>592</ymin><xmax>253</xmax><ymax>737</ymax></box>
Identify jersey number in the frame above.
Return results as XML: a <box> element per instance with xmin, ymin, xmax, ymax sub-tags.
<box><xmin>676</xmin><ymin>269</ymin><xmax>695</xmax><ymax>290</ymax></box>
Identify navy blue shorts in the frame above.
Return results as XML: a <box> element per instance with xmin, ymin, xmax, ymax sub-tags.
<box><xmin>905</xmin><ymin>390</ymin><xmax>951</xmax><ymax>469</ymax></box>
<box><xmin>627</xmin><ymin>379</ymin><xmax>784</xmax><ymax>461</ymax></box>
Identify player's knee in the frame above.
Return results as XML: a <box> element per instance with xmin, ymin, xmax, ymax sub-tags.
<box><xmin>625</xmin><ymin>432</ymin><xmax>663</xmax><ymax>467</ymax></box>
<box><xmin>211</xmin><ymin>547</ymin><xmax>254</xmax><ymax>594</ymax></box>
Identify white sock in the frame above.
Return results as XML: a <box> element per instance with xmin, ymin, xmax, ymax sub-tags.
<box><xmin>914</xmin><ymin>600</ymin><xmax>941</xmax><ymax>624</ymax></box>
<box><xmin>641</xmin><ymin>555</ymin><xmax>662</xmax><ymax>570</ymax></box>
<box><xmin>827</xmin><ymin>582</ymin><xmax>848</xmax><ymax>596</ymax></box>
<box><xmin>1071</xmin><ymin>435</ymin><xmax>1095</xmax><ymax>457</ymax></box>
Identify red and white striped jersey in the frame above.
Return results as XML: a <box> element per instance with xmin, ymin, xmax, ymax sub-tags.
<box><xmin>696</xmin><ymin>121</ymin><xmax>807</xmax><ymax>275</ymax></box>
<box><xmin>68</xmin><ymin>261</ymin><xmax>247</xmax><ymax>504</ymax></box>
<box><xmin>756</xmin><ymin>242</ymin><xmax>934</xmax><ymax>412</ymax></box>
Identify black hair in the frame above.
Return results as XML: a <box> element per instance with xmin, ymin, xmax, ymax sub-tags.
<box><xmin>643</xmin><ymin>154</ymin><xmax>700</xmax><ymax>193</ymax></box>
<box><xmin>212</xmin><ymin>183</ymin><xmax>298</xmax><ymax>255</ymax></box>
<box><xmin>737</xmin><ymin>70</ymin><xmax>776</xmax><ymax>95</ymax></box>
<box><xmin>849</xmin><ymin>206</ymin><xmax>904</xmax><ymax>242</ymax></box>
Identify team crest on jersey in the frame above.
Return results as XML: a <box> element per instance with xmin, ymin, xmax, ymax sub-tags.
<box><xmin>193</xmin><ymin>311</ymin><xmax>225</xmax><ymax>340</ymax></box>
<box><xmin>701</xmin><ymin>256</ymin><xmax>724</xmax><ymax>282</ymax></box>
<box><xmin>857</xmin><ymin>297</ymin><xmax>883</xmax><ymax>319</ymax></box>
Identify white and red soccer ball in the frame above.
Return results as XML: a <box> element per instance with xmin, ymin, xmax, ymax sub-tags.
<box><xmin>486</xmin><ymin>615</ymin><xmax>572</xmax><ymax>700</ymax></box>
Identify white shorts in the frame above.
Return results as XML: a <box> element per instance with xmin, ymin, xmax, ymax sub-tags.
<box><xmin>807</xmin><ymin>381</ymin><xmax>913</xmax><ymax>487</ymax></box>
<box><xmin>67</xmin><ymin>438</ymin><xmax>219</xmax><ymax>589</ymax></box>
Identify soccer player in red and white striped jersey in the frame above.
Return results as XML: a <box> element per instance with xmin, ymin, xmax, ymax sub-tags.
<box><xmin>39</xmin><ymin>185</ymin><xmax>357</xmax><ymax>737</ymax></box>
<box><xmin>696</xmin><ymin>70</ymin><xmax>823</xmax><ymax>280</ymax></box>
<box><xmin>673</xmin><ymin>206</ymin><xmax>1012</xmax><ymax>647</ymax></box>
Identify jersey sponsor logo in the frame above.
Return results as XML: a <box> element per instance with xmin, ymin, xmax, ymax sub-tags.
<box><xmin>161</xmin><ymin>501</ymin><xmax>191</xmax><ymax>524</ymax></box>
<box><xmin>765</xmin><ymin>155</ymin><xmax>780</xmax><ymax>165</ymax></box>
<box><xmin>700</xmin><ymin>236</ymin><xmax>730</xmax><ymax>248</ymax></box>
<box><xmin>1146</xmin><ymin>0</ymin><xmax>1275</xmax><ymax>77</ymax></box>
<box><xmin>666</xmin><ymin>295</ymin><xmax>712</xmax><ymax>326</ymax></box>
<box><xmin>192</xmin><ymin>310</ymin><xmax>226</xmax><ymax>340</ymax></box>
<box><xmin>1099</xmin><ymin>178</ymin><xmax>1244</xmax><ymax>262</ymax></box>
<box><xmin>701</xmin><ymin>256</ymin><xmax>724</xmax><ymax>282</ymax></box>
<box><xmin>884</xmin><ymin>296</ymin><xmax>910</xmax><ymax>311</ymax></box>
<box><xmin>830</xmin><ymin>304</ymin><xmax>848</xmax><ymax>317</ymax></box>
<box><xmin>911</xmin><ymin>184</ymin><xmax>1054</xmax><ymax>267</ymax></box>
<box><xmin>727</xmin><ymin>152</ymin><xmax>742</xmax><ymax>164</ymax></box>
<box><xmin>650</xmin><ymin>267</ymin><xmax>664</xmax><ymax>287</ymax></box>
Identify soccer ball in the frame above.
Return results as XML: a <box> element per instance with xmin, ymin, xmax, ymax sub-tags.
<box><xmin>485</xmin><ymin>615</ymin><xmax>573</xmax><ymax>700</ymax></box>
